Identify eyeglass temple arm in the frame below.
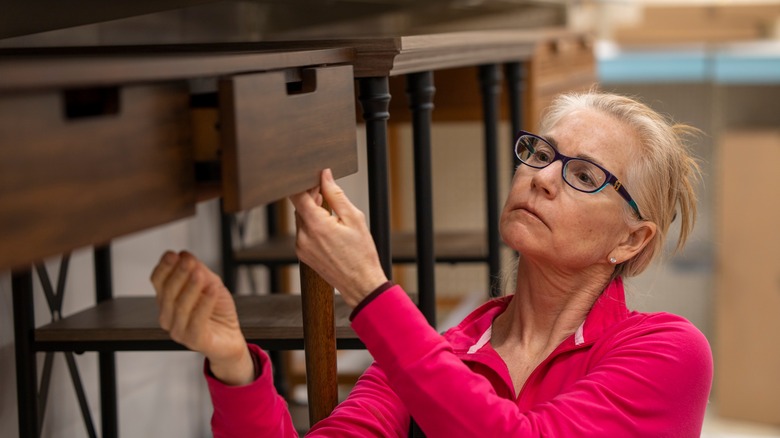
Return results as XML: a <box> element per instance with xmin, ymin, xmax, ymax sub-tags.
<box><xmin>608</xmin><ymin>175</ymin><xmax>643</xmax><ymax>219</ymax></box>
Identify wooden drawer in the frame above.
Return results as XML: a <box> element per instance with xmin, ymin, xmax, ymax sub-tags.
<box><xmin>219</xmin><ymin>64</ymin><xmax>358</xmax><ymax>212</ymax></box>
<box><xmin>0</xmin><ymin>83</ymin><xmax>196</xmax><ymax>269</ymax></box>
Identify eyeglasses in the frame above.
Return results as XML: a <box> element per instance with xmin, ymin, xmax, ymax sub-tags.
<box><xmin>514</xmin><ymin>130</ymin><xmax>643</xmax><ymax>219</ymax></box>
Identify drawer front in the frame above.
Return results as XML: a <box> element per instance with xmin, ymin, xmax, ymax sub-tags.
<box><xmin>219</xmin><ymin>64</ymin><xmax>358</xmax><ymax>212</ymax></box>
<box><xmin>0</xmin><ymin>84</ymin><xmax>196</xmax><ymax>269</ymax></box>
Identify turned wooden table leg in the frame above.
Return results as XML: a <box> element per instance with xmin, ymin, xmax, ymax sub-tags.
<box><xmin>299</xmin><ymin>200</ymin><xmax>338</xmax><ymax>426</ymax></box>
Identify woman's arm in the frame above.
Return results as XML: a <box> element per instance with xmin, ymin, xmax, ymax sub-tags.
<box><xmin>151</xmin><ymin>251</ymin><xmax>410</xmax><ymax>437</ymax></box>
<box><xmin>151</xmin><ymin>251</ymin><xmax>254</xmax><ymax>385</ymax></box>
<box><xmin>151</xmin><ymin>252</ymin><xmax>298</xmax><ymax>436</ymax></box>
<box><xmin>207</xmin><ymin>343</ymin><xmax>410</xmax><ymax>438</ymax></box>
<box><xmin>206</xmin><ymin>344</ymin><xmax>297</xmax><ymax>437</ymax></box>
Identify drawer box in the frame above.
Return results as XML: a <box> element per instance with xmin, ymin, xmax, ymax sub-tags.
<box><xmin>0</xmin><ymin>83</ymin><xmax>196</xmax><ymax>269</ymax></box>
<box><xmin>219</xmin><ymin>64</ymin><xmax>358</xmax><ymax>212</ymax></box>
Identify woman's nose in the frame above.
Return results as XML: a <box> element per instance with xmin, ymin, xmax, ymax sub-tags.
<box><xmin>530</xmin><ymin>161</ymin><xmax>562</xmax><ymax>197</ymax></box>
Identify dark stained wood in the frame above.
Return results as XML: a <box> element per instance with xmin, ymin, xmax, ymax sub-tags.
<box><xmin>0</xmin><ymin>47</ymin><xmax>357</xmax><ymax>271</ymax></box>
<box><xmin>35</xmin><ymin>295</ymin><xmax>358</xmax><ymax>344</ymax></box>
<box><xmin>0</xmin><ymin>0</ymin><xmax>221</xmax><ymax>39</ymax></box>
<box><xmin>219</xmin><ymin>65</ymin><xmax>358</xmax><ymax>212</ymax></box>
<box><xmin>300</xmin><ymin>261</ymin><xmax>339</xmax><ymax>425</ymax></box>
<box><xmin>0</xmin><ymin>83</ymin><xmax>196</xmax><ymax>270</ymax></box>
<box><xmin>233</xmin><ymin>230</ymin><xmax>490</xmax><ymax>265</ymax></box>
<box><xmin>0</xmin><ymin>48</ymin><xmax>355</xmax><ymax>91</ymax></box>
<box><xmin>256</xmin><ymin>28</ymin><xmax>570</xmax><ymax>77</ymax></box>
<box><xmin>299</xmin><ymin>198</ymin><xmax>339</xmax><ymax>424</ymax></box>
<box><xmin>3</xmin><ymin>28</ymin><xmax>569</xmax><ymax>81</ymax></box>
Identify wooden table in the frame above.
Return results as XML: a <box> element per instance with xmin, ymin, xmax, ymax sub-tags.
<box><xmin>1</xmin><ymin>46</ymin><xmax>359</xmax><ymax>438</ymax></box>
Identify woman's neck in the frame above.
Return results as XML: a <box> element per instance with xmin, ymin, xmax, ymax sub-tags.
<box><xmin>491</xmin><ymin>257</ymin><xmax>612</xmax><ymax>357</ymax></box>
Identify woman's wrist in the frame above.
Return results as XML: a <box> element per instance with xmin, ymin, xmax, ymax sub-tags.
<box><xmin>208</xmin><ymin>346</ymin><xmax>257</xmax><ymax>386</ymax></box>
<box><xmin>349</xmin><ymin>280</ymin><xmax>395</xmax><ymax>321</ymax></box>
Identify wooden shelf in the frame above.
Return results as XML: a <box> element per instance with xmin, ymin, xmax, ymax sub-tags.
<box><xmin>35</xmin><ymin>295</ymin><xmax>362</xmax><ymax>352</ymax></box>
<box><xmin>233</xmin><ymin>230</ymin><xmax>490</xmax><ymax>266</ymax></box>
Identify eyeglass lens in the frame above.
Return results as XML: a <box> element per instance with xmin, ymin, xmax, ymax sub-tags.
<box><xmin>515</xmin><ymin>135</ymin><xmax>608</xmax><ymax>193</ymax></box>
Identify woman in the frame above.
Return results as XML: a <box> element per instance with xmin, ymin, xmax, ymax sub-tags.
<box><xmin>151</xmin><ymin>91</ymin><xmax>713</xmax><ymax>437</ymax></box>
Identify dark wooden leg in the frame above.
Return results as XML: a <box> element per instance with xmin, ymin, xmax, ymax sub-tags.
<box><xmin>95</xmin><ymin>245</ymin><xmax>118</xmax><ymax>438</ymax></box>
<box><xmin>13</xmin><ymin>269</ymin><xmax>38</xmax><ymax>438</ymax></box>
<box><xmin>406</xmin><ymin>71</ymin><xmax>437</xmax><ymax>327</ymax></box>
<box><xmin>357</xmin><ymin>76</ymin><xmax>393</xmax><ymax>279</ymax></box>
<box><xmin>299</xmin><ymin>200</ymin><xmax>338</xmax><ymax>425</ymax></box>
<box><xmin>478</xmin><ymin>64</ymin><xmax>503</xmax><ymax>297</ymax></box>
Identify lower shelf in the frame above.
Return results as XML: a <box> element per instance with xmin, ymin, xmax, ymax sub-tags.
<box><xmin>233</xmin><ymin>230</ymin><xmax>490</xmax><ymax>265</ymax></box>
<box><xmin>35</xmin><ymin>294</ymin><xmax>363</xmax><ymax>352</ymax></box>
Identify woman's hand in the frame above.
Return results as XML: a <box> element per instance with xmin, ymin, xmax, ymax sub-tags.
<box><xmin>150</xmin><ymin>251</ymin><xmax>254</xmax><ymax>386</ymax></box>
<box><xmin>290</xmin><ymin>169</ymin><xmax>388</xmax><ymax>308</ymax></box>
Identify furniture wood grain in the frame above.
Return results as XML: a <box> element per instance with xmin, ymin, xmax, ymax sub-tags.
<box><xmin>220</xmin><ymin>65</ymin><xmax>358</xmax><ymax>212</ymax></box>
<box><xmin>0</xmin><ymin>83</ymin><xmax>196</xmax><ymax>270</ymax></box>
<box><xmin>34</xmin><ymin>295</ymin><xmax>359</xmax><ymax>348</ymax></box>
<box><xmin>0</xmin><ymin>48</ymin><xmax>355</xmax><ymax>91</ymax></box>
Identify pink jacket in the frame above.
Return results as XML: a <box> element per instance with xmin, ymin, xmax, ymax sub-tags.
<box><xmin>207</xmin><ymin>278</ymin><xmax>713</xmax><ymax>437</ymax></box>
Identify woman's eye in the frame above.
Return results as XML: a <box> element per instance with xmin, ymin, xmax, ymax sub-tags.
<box><xmin>534</xmin><ymin>151</ymin><xmax>551</xmax><ymax>162</ymax></box>
<box><xmin>576</xmin><ymin>171</ymin><xmax>597</xmax><ymax>187</ymax></box>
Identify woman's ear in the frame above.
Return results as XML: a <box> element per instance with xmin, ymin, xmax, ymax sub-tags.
<box><xmin>612</xmin><ymin>221</ymin><xmax>657</xmax><ymax>264</ymax></box>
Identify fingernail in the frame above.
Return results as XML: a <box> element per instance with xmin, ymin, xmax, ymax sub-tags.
<box><xmin>324</xmin><ymin>168</ymin><xmax>333</xmax><ymax>181</ymax></box>
<box><xmin>162</xmin><ymin>251</ymin><xmax>177</xmax><ymax>265</ymax></box>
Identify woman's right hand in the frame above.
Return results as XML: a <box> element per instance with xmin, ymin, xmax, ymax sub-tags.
<box><xmin>150</xmin><ymin>250</ymin><xmax>255</xmax><ymax>386</ymax></box>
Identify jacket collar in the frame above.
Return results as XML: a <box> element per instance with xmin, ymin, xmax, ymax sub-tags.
<box><xmin>447</xmin><ymin>277</ymin><xmax>630</xmax><ymax>354</ymax></box>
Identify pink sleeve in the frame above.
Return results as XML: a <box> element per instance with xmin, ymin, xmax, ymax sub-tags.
<box><xmin>351</xmin><ymin>285</ymin><xmax>713</xmax><ymax>438</ymax></box>
<box><xmin>207</xmin><ymin>342</ymin><xmax>409</xmax><ymax>437</ymax></box>
<box><xmin>206</xmin><ymin>343</ymin><xmax>298</xmax><ymax>438</ymax></box>
<box><xmin>305</xmin><ymin>362</ymin><xmax>410</xmax><ymax>437</ymax></box>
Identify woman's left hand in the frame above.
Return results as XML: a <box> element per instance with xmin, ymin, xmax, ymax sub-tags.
<box><xmin>289</xmin><ymin>169</ymin><xmax>388</xmax><ymax>308</ymax></box>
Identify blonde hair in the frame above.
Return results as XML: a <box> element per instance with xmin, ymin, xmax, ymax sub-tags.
<box><xmin>539</xmin><ymin>91</ymin><xmax>702</xmax><ymax>277</ymax></box>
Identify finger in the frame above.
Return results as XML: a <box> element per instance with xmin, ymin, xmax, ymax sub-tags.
<box><xmin>308</xmin><ymin>186</ymin><xmax>323</xmax><ymax>208</ymax></box>
<box><xmin>150</xmin><ymin>251</ymin><xmax>179</xmax><ymax>299</ymax></box>
<box><xmin>320</xmin><ymin>168</ymin><xmax>360</xmax><ymax>224</ymax></box>
<box><xmin>290</xmin><ymin>186</ymin><xmax>331</xmax><ymax>224</ymax></box>
<box><xmin>158</xmin><ymin>252</ymin><xmax>196</xmax><ymax>330</ymax></box>
<box><xmin>289</xmin><ymin>189</ymin><xmax>316</xmax><ymax>214</ymax></box>
<box><xmin>169</xmin><ymin>269</ymin><xmax>206</xmax><ymax>342</ymax></box>
<box><xmin>193</xmin><ymin>258</ymin><xmax>226</xmax><ymax>292</ymax></box>
<box><xmin>185</xmin><ymin>283</ymin><xmax>222</xmax><ymax>351</ymax></box>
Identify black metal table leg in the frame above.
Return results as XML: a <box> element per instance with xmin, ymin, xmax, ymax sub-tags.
<box><xmin>357</xmin><ymin>76</ymin><xmax>393</xmax><ymax>279</ymax></box>
<box><xmin>478</xmin><ymin>64</ymin><xmax>503</xmax><ymax>297</ymax></box>
<box><xmin>219</xmin><ymin>200</ymin><xmax>238</xmax><ymax>293</ymax></box>
<box><xmin>95</xmin><ymin>245</ymin><xmax>118</xmax><ymax>438</ymax></box>
<box><xmin>13</xmin><ymin>269</ymin><xmax>39</xmax><ymax>438</ymax></box>
<box><xmin>406</xmin><ymin>71</ymin><xmax>437</xmax><ymax>327</ymax></box>
<box><xmin>505</xmin><ymin>62</ymin><xmax>525</xmax><ymax>170</ymax></box>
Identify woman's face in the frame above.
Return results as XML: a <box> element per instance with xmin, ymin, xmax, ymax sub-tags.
<box><xmin>500</xmin><ymin>109</ymin><xmax>642</xmax><ymax>270</ymax></box>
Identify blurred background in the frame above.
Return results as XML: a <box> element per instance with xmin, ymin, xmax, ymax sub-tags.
<box><xmin>0</xmin><ymin>0</ymin><xmax>778</xmax><ymax>436</ymax></box>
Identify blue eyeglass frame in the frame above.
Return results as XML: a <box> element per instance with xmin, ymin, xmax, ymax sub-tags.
<box><xmin>514</xmin><ymin>130</ymin><xmax>644</xmax><ymax>220</ymax></box>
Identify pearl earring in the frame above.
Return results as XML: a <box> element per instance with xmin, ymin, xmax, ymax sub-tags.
<box><xmin>609</xmin><ymin>257</ymin><xmax>617</xmax><ymax>264</ymax></box>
